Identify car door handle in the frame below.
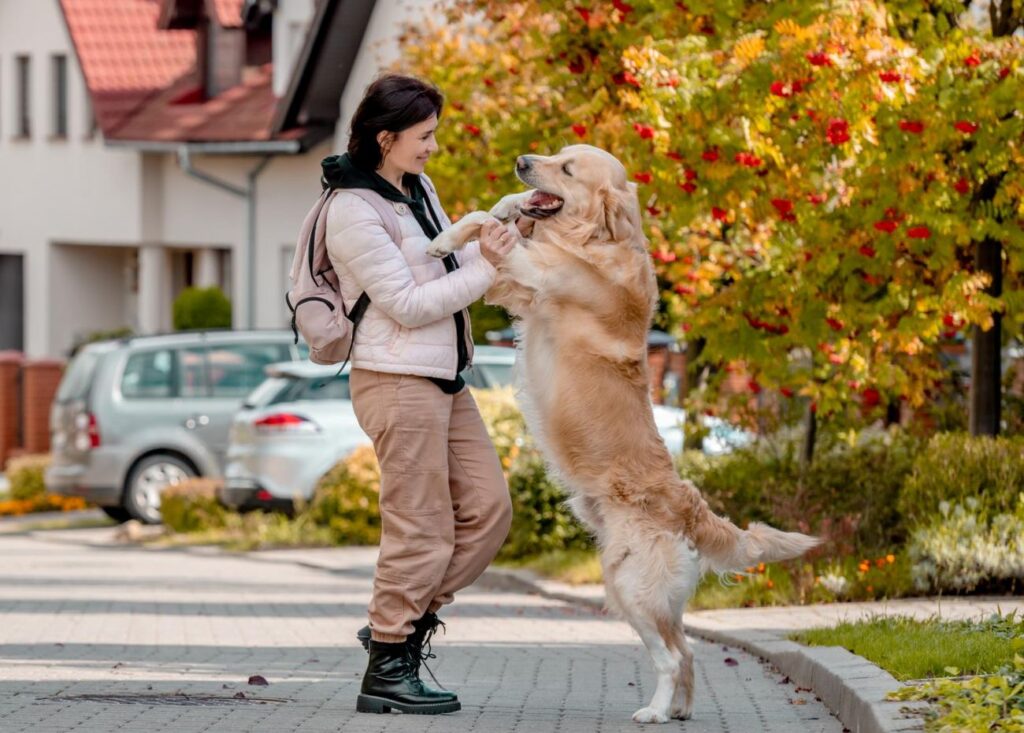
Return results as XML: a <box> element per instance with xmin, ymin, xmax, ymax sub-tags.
<box><xmin>184</xmin><ymin>414</ymin><xmax>211</xmax><ymax>430</ymax></box>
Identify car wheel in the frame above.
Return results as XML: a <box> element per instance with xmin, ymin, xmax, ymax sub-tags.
<box><xmin>124</xmin><ymin>454</ymin><xmax>196</xmax><ymax>524</ymax></box>
<box><xmin>100</xmin><ymin>505</ymin><xmax>133</xmax><ymax>523</ymax></box>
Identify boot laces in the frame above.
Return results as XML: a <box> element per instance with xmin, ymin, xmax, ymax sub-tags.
<box><xmin>414</xmin><ymin>617</ymin><xmax>446</xmax><ymax>689</ymax></box>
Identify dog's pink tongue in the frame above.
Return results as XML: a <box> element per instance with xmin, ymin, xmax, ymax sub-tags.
<box><xmin>527</xmin><ymin>191</ymin><xmax>562</xmax><ymax>207</ymax></box>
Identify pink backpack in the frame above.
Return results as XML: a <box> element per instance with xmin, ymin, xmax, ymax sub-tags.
<box><xmin>286</xmin><ymin>188</ymin><xmax>402</xmax><ymax>365</ymax></box>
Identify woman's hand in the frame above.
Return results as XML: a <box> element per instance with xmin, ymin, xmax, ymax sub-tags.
<box><xmin>479</xmin><ymin>218</ymin><xmax>517</xmax><ymax>267</ymax></box>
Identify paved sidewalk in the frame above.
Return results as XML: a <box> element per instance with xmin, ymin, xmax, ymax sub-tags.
<box><xmin>0</xmin><ymin>528</ymin><xmax>843</xmax><ymax>733</ymax></box>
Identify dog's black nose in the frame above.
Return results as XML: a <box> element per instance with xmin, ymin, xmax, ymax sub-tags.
<box><xmin>516</xmin><ymin>156</ymin><xmax>532</xmax><ymax>172</ymax></box>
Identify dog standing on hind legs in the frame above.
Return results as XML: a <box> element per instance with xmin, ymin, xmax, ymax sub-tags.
<box><xmin>427</xmin><ymin>144</ymin><xmax>820</xmax><ymax>723</ymax></box>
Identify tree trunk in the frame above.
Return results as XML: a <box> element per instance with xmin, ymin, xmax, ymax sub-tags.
<box><xmin>801</xmin><ymin>403</ymin><xmax>817</xmax><ymax>466</ymax></box>
<box><xmin>969</xmin><ymin>236</ymin><xmax>1002</xmax><ymax>436</ymax></box>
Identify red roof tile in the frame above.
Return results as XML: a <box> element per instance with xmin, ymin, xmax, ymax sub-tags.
<box><xmin>60</xmin><ymin>0</ymin><xmax>308</xmax><ymax>144</ymax></box>
<box><xmin>113</xmin><ymin>64</ymin><xmax>305</xmax><ymax>142</ymax></box>
<box><xmin>60</xmin><ymin>0</ymin><xmax>195</xmax><ymax>134</ymax></box>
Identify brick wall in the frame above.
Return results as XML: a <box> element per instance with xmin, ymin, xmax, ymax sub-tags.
<box><xmin>0</xmin><ymin>352</ymin><xmax>23</xmax><ymax>469</ymax></box>
<box><xmin>647</xmin><ymin>347</ymin><xmax>688</xmax><ymax>406</ymax></box>
<box><xmin>0</xmin><ymin>354</ymin><xmax>65</xmax><ymax>469</ymax></box>
<box><xmin>22</xmin><ymin>360</ymin><xmax>64</xmax><ymax>454</ymax></box>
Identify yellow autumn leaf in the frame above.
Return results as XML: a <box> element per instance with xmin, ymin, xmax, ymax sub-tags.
<box><xmin>732</xmin><ymin>34</ymin><xmax>766</xmax><ymax>68</ymax></box>
<box><xmin>773</xmin><ymin>19</ymin><xmax>802</xmax><ymax>36</ymax></box>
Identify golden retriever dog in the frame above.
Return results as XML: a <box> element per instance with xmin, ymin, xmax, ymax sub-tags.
<box><xmin>427</xmin><ymin>145</ymin><xmax>818</xmax><ymax>724</ymax></box>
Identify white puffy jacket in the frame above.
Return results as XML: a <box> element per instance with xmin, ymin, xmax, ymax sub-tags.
<box><xmin>324</xmin><ymin>181</ymin><xmax>496</xmax><ymax>380</ymax></box>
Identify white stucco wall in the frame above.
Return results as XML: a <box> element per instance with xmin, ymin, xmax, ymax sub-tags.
<box><xmin>273</xmin><ymin>0</ymin><xmax>316</xmax><ymax>97</ymax></box>
<box><xmin>0</xmin><ymin>0</ymin><xmax>438</xmax><ymax>359</ymax></box>
<box><xmin>0</xmin><ymin>0</ymin><xmax>144</xmax><ymax>358</ymax></box>
<box><xmin>334</xmin><ymin>0</ymin><xmax>438</xmax><ymax>153</ymax></box>
<box><xmin>157</xmin><ymin>142</ymin><xmax>331</xmax><ymax>331</ymax></box>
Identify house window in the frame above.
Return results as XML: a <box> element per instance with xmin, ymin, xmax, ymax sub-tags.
<box><xmin>15</xmin><ymin>55</ymin><xmax>30</xmax><ymax>138</ymax></box>
<box><xmin>51</xmin><ymin>54</ymin><xmax>67</xmax><ymax>138</ymax></box>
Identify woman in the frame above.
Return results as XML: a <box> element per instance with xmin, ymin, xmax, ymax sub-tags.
<box><xmin>323</xmin><ymin>73</ymin><xmax>525</xmax><ymax>715</ymax></box>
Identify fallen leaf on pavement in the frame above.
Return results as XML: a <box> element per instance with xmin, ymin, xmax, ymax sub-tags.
<box><xmin>724</xmin><ymin>658</ymin><xmax>739</xmax><ymax>666</ymax></box>
<box><xmin>248</xmin><ymin>675</ymin><xmax>269</xmax><ymax>686</ymax></box>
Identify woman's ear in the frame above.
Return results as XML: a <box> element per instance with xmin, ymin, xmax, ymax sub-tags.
<box><xmin>603</xmin><ymin>182</ymin><xmax>640</xmax><ymax>242</ymax></box>
<box><xmin>377</xmin><ymin>131</ymin><xmax>395</xmax><ymax>162</ymax></box>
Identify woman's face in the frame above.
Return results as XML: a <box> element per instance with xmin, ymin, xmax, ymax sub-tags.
<box><xmin>379</xmin><ymin>114</ymin><xmax>439</xmax><ymax>175</ymax></box>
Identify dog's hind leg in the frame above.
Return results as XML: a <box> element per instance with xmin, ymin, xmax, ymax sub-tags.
<box><xmin>603</xmin><ymin>534</ymin><xmax>686</xmax><ymax>724</ymax></box>
<box><xmin>670</xmin><ymin>547</ymin><xmax>701</xmax><ymax>720</ymax></box>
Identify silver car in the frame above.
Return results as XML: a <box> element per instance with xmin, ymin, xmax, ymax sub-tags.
<box><xmin>46</xmin><ymin>330</ymin><xmax>304</xmax><ymax>523</ymax></box>
<box><xmin>221</xmin><ymin>346</ymin><xmax>751</xmax><ymax>511</ymax></box>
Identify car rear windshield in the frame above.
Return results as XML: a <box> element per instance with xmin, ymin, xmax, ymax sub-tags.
<box><xmin>54</xmin><ymin>349</ymin><xmax>101</xmax><ymax>402</ymax></box>
<box><xmin>242</xmin><ymin>377</ymin><xmax>293</xmax><ymax>409</ymax></box>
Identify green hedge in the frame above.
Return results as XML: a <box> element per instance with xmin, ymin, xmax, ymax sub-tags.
<box><xmin>4</xmin><ymin>454</ymin><xmax>50</xmax><ymax>501</ymax></box>
<box><xmin>306</xmin><ymin>445</ymin><xmax>382</xmax><ymax>545</ymax></box>
<box><xmin>500</xmin><ymin>451</ymin><xmax>593</xmax><ymax>560</ymax></box>
<box><xmin>899</xmin><ymin>433</ymin><xmax>1024</xmax><ymax>528</ymax></box>
<box><xmin>172</xmin><ymin>286</ymin><xmax>232</xmax><ymax>331</ymax></box>
<box><xmin>161</xmin><ymin>479</ymin><xmax>228</xmax><ymax>533</ymax></box>
<box><xmin>678</xmin><ymin>429</ymin><xmax>922</xmax><ymax>556</ymax></box>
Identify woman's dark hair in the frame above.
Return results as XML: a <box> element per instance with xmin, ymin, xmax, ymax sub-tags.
<box><xmin>348</xmin><ymin>74</ymin><xmax>444</xmax><ymax>170</ymax></box>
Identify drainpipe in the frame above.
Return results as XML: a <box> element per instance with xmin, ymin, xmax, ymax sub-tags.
<box><xmin>176</xmin><ymin>146</ymin><xmax>274</xmax><ymax>330</ymax></box>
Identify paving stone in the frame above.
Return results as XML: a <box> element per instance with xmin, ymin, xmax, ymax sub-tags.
<box><xmin>0</xmin><ymin>529</ymin><xmax>842</xmax><ymax>732</ymax></box>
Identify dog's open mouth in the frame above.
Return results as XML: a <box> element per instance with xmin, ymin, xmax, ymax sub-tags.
<box><xmin>521</xmin><ymin>190</ymin><xmax>564</xmax><ymax>219</ymax></box>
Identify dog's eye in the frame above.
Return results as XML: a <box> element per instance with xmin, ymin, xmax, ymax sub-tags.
<box><xmin>562</xmin><ymin>163</ymin><xmax>573</xmax><ymax>177</ymax></box>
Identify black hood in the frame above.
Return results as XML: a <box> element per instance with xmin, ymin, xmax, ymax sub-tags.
<box><xmin>320</xmin><ymin>153</ymin><xmax>423</xmax><ymax>205</ymax></box>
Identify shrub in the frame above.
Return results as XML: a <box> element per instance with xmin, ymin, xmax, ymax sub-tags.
<box><xmin>172</xmin><ymin>286</ymin><xmax>232</xmax><ymax>331</ymax></box>
<box><xmin>4</xmin><ymin>454</ymin><xmax>51</xmax><ymax>501</ymax></box>
<box><xmin>891</xmin><ymin>655</ymin><xmax>1024</xmax><ymax>731</ymax></box>
<box><xmin>908</xmin><ymin>497</ymin><xmax>1024</xmax><ymax>594</ymax></box>
<box><xmin>69</xmin><ymin>327</ymin><xmax>134</xmax><ymax>357</ymax></box>
<box><xmin>500</xmin><ymin>450</ymin><xmax>593</xmax><ymax>560</ymax></box>
<box><xmin>899</xmin><ymin>433</ymin><xmax>1024</xmax><ymax>528</ymax></box>
<box><xmin>307</xmin><ymin>444</ymin><xmax>382</xmax><ymax>545</ymax></box>
<box><xmin>161</xmin><ymin>478</ymin><xmax>228</xmax><ymax>533</ymax></box>
<box><xmin>679</xmin><ymin>429</ymin><xmax>921</xmax><ymax>556</ymax></box>
<box><xmin>471</xmin><ymin>387</ymin><xmax>593</xmax><ymax>560</ymax></box>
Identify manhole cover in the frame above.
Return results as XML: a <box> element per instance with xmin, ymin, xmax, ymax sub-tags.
<box><xmin>41</xmin><ymin>693</ymin><xmax>290</xmax><ymax>707</ymax></box>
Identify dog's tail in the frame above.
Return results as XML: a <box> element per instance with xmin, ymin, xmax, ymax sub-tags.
<box><xmin>673</xmin><ymin>479</ymin><xmax>820</xmax><ymax>572</ymax></box>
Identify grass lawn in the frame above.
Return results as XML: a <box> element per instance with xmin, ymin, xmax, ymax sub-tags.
<box><xmin>791</xmin><ymin>614</ymin><xmax>1024</xmax><ymax>681</ymax></box>
<box><xmin>498</xmin><ymin>548</ymin><xmax>603</xmax><ymax>585</ymax></box>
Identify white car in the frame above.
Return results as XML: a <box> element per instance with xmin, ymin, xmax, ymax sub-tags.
<box><xmin>221</xmin><ymin>346</ymin><xmax>750</xmax><ymax>511</ymax></box>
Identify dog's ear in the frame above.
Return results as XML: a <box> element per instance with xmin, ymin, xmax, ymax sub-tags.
<box><xmin>603</xmin><ymin>182</ymin><xmax>640</xmax><ymax>242</ymax></box>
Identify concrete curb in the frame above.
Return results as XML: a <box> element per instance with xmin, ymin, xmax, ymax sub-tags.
<box><xmin>480</xmin><ymin>566</ymin><xmax>928</xmax><ymax>733</ymax></box>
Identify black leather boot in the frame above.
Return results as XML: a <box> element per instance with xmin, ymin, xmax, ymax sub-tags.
<box><xmin>358</xmin><ymin>613</ymin><xmax>448</xmax><ymax>684</ymax></box>
<box><xmin>357</xmin><ymin>611</ymin><xmax>444</xmax><ymax>665</ymax></box>
<box><xmin>356</xmin><ymin>640</ymin><xmax>460</xmax><ymax>715</ymax></box>
<box><xmin>406</xmin><ymin>611</ymin><xmax>444</xmax><ymax>678</ymax></box>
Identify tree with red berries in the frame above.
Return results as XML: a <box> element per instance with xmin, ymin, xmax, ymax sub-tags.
<box><xmin>399</xmin><ymin>0</ymin><xmax>1023</xmax><ymax>444</ymax></box>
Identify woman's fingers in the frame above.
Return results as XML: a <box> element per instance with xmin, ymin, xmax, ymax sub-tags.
<box><xmin>479</xmin><ymin>221</ymin><xmax>517</xmax><ymax>266</ymax></box>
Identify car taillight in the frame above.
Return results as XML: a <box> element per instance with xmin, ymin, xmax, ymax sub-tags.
<box><xmin>253</xmin><ymin>413</ymin><xmax>319</xmax><ymax>433</ymax></box>
<box><xmin>255</xmin><ymin>489</ymin><xmax>273</xmax><ymax>502</ymax></box>
<box><xmin>73</xmin><ymin>412</ymin><xmax>101</xmax><ymax>450</ymax></box>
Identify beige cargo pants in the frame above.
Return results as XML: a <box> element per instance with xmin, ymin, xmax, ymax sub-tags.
<box><xmin>349</xmin><ymin>368</ymin><xmax>513</xmax><ymax>642</ymax></box>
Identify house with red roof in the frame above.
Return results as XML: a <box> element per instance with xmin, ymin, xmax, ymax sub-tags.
<box><xmin>0</xmin><ymin>0</ymin><xmax>424</xmax><ymax>358</ymax></box>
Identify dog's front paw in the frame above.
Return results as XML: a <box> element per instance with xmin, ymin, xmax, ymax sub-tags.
<box><xmin>425</xmin><ymin>236</ymin><xmax>455</xmax><ymax>258</ymax></box>
<box><xmin>632</xmin><ymin>707</ymin><xmax>670</xmax><ymax>724</ymax></box>
<box><xmin>489</xmin><ymin>192</ymin><xmax>530</xmax><ymax>222</ymax></box>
